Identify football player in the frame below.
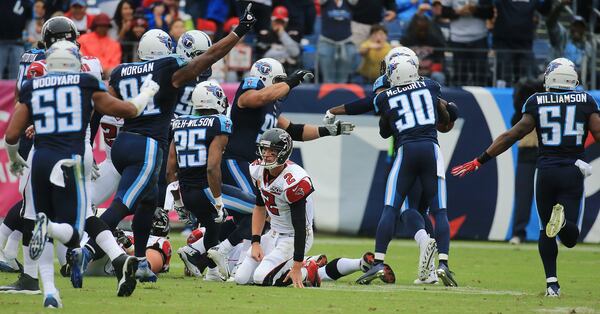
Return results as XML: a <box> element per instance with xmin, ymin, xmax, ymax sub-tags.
<box><xmin>451</xmin><ymin>59</ymin><xmax>600</xmax><ymax>297</ymax></box>
<box><xmin>324</xmin><ymin>47</ymin><xmax>458</xmax><ymax>286</ymax></box>
<box><xmin>234</xmin><ymin>128</ymin><xmax>320</xmax><ymax>288</ymax></box>
<box><xmin>356</xmin><ymin>55</ymin><xmax>451</xmax><ymax>285</ymax></box>
<box><xmin>4</xmin><ymin>41</ymin><xmax>158</xmax><ymax>308</ymax></box>
<box><xmin>206</xmin><ymin>58</ymin><xmax>355</xmax><ymax>274</ymax></box>
<box><xmin>85</xmin><ymin>5</ymin><xmax>255</xmax><ymax>283</ymax></box>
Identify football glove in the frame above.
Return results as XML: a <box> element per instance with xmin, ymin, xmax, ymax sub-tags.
<box><xmin>130</xmin><ymin>74</ymin><xmax>160</xmax><ymax>116</ymax></box>
<box><xmin>232</xmin><ymin>3</ymin><xmax>256</xmax><ymax>37</ymax></box>
<box><xmin>5</xmin><ymin>141</ymin><xmax>28</xmax><ymax>176</ymax></box>
<box><xmin>174</xmin><ymin>203</ymin><xmax>194</xmax><ymax>225</ymax></box>
<box><xmin>284</xmin><ymin>69</ymin><xmax>314</xmax><ymax>89</ymax></box>
<box><xmin>322</xmin><ymin>120</ymin><xmax>355</xmax><ymax>136</ymax></box>
<box><xmin>323</xmin><ymin>110</ymin><xmax>336</xmax><ymax>125</ymax></box>
<box><xmin>451</xmin><ymin>158</ymin><xmax>482</xmax><ymax>178</ymax></box>
<box><xmin>213</xmin><ymin>196</ymin><xmax>228</xmax><ymax>224</ymax></box>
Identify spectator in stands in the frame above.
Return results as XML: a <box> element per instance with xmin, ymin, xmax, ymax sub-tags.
<box><xmin>239</xmin><ymin>0</ymin><xmax>273</xmax><ymax>35</ymax></box>
<box><xmin>395</xmin><ymin>0</ymin><xmax>430</xmax><ymax>37</ymax></box>
<box><xmin>283</xmin><ymin>0</ymin><xmax>317</xmax><ymax>40</ymax></box>
<box><xmin>431</xmin><ymin>0</ymin><xmax>450</xmax><ymax>41</ymax></box>
<box><xmin>145</xmin><ymin>0</ymin><xmax>169</xmax><ymax>32</ymax></box>
<box><xmin>317</xmin><ymin>0</ymin><xmax>357</xmax><ymax>83</ymax></box>
<box><xmin>163</xmin><ymin>0</ymin><xmax>194</xmax><ymax>30</ymax></box>
<box><xmin>169</xmin><ymin>19</ymin><xmax>186</xmax><ymax>47</ymax></box>
<box><xmin>45</xmin><ymin>0</ymin><xmax>70</xmax><ymax>19</ymax></box>
<box><xmin>508</xmin><ymin>78</ymin><xmax>544</xmax><ymax>245</ymax></box>
<box><xmin>546</xmin><ymin>0</ymin><xmax>593</xmax><ymax>83</ymax></box>
<box><xmin>196</xmin><ymin>18</ymin><xmax>217</xmax><ymax>41</ymax></box>
<box><xmin>110</xmin><ymin>0</ymin><xmax>135</xmax><ymax>40</ymax></box>
<box><xmin>65</xmin><ymin>0</ymin><xmax>96</xmax><ymax>34</ymax></box>
<box><xmin>121</xmin><ymin>16</ymin><xmax>148</xmax><ymax>62</ymax></box>
<box><xmin>493</xmin><ymin>0</ymin><xmax>551</xmax><ymax>87</ymax></box>
<box><xmin>401</xmin><ymin>14</ymin><xmax>446</xmax><ymax>84</ymax></box>
<box><xmin>358</xmin><ymin>24</ymin><xmax>391</xmax><ymax>83</ymax></box>
<box><xmin>256</xmin><ymin>5</ymin><xmax>302</xmax><ymax>73</ymax></box>
<box><xmin>0</xmin><ymin>0</ymin><xmax>29</xmax><ymax>79</ymax></box>
<box><xmin>350</xmin><ymin>0</ymin><xmax>396</xmax><ymax>47</ymax></box>
<box><xmin>441</xmin><ymin>0</ymin><xmax>493</xmax><ymax>86</ymax></box>
<box><xmin>26</xmin><ymin>0</ymin><xmax>47</xmax><ymax>45</ymax></box>
<box><xmin>79</xmin><ymin>13</ymin><xmax>122</xmax><ymax>75</ymax></box>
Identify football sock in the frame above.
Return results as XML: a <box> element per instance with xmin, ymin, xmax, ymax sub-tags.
<box><xmin>100</xmin><ymin>201</ymin><xmax>130</xmax><ymax>230</ymax></box>
<box><xmin>422</xmin><ymin>211</ymin><xmax>434</xmax><ymax>235</ymax></box>
<box><xmin>0</xmin><ymin>225</ymin><xmax>13</xmax><ymax>249</ymax></box>
<box><xmin>558</xmin><ymin>221</ymin><xmax>579</xmax><ymax>248</ymax></box>
<box><xmin>402</xmin><ymin>209</ymin><xmax>426</xmax><ymax>238</ymax></box>
<box><xmin>55</xmin><ymin>242</ymin><xmax>67</xmax><ymax>266</ymax></box>
<box><xmin>132</xmin><ymin>205</ymin><xmax>154</xmax><ymax>257</ymax></box>
<box><xmin>218</xmin><ymin>239</ymin><xmax>234</xmax><ymax>255</ymax></box>
<box><xmin>434</xmin><ymin>208</ymin><xmax>450</xmax><ymax>255</ymax></box>
<box><xmin>318</xmin><ymin>267</ymin><xmax>332</xmax><ymax>281</ymax></box>
<box><xmin>39</xmin><ymin>241</ymin><xmax>57</xmax><ymax>296</ymax></box>
<box><xmin>3</xmin><ymin>230</ymin><xmax>22</xmax><ymax>261</ymax></box>
<box><xmin>3</xmin><ymin>201</ymin><xmax>23</xmax><ymax>232</ymax></box>
<box><xmin>546</xmin><ymin>277</ymin><xmax>559</xmax><ymax>288</ymax></box>
<box><xmin>375</xmin><ymin>205</ymin><xmax>397</xmax><ymax>257</ymax></box>
<box><xmin>22</xmin><ymin>246</ymin><xmax>38</xmax><ymax>279</ymax></box>
<box><xmin>47</xmin><ymin>222</ymin><xmax>74</xmax><ymax>245</ymax></box>
<box><xmin>414</xmin><ymin>229</ymin><xmax>430</xmax><ymax>249</ymax></box>
<box><xmin>438</xmin><ymin>255</ymin><xmax>449</xmax><ymax>268</ymax></box>
<box><xmin>321</xmin><ymin>258</ymin><xmax>360</xmax><ymax>280</ymax></box>
<box><xmin>538</xmin><ymin>230</ymin><xmax>558</xmax><ymax>279</ymax></box>
<box><xmin>96</xmin><ymin>230</ymin><xmax>124</xmax><ymax>261</ymax></box>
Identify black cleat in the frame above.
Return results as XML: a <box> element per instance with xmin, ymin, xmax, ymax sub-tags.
<box><xmin>436</xmin><ymin>264</ymin><xmax>458</xmax><ymax>287</ymax></box>
<box><xmin>356</xmin><ymin>262</ymin><xmax>385</xmax><ymax>285</ymax></box>
<box><xmin>114</xmin><ymin>254</ymin><xmax>138</xmax><ymax>297</ymax></box>
<box><xmin>0</xmin><ymin>273</ymin><xmax>41</xmax><ymax>294</ymax></box>
<box><xmin>60</xmin><ymin>263</ymin><xmax>71</xmax><ymax>277</ymax></box>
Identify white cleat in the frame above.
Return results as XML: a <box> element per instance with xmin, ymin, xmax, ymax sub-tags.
<box><xmin>546</xmin><ymin>204</ymin><xmax>566</xmax><ymax>238</ymax></box>
<box><xmin>204</xmin><ymin>267</ymin><xmax>225</xmax><ymax>282</ymax></box>
<box><xmin>414</xmin><ymin>264</ymin><xmax>438</xmax><ymax>284</ymax></box>
<box><xmin>207</xmin><ymin>247</ymin><xmax>230</xmax><ymax>280</ymax></box>
<box><xmin>418</xmin><ymin>238</ymin><xmax>437</xmax><ymax>281</ymax></box>
<box><xmin>177</xmin><ymin>246</ymin><xmax>203</xmax><ymax>278</ymax></box>
<box><xmin>43</xmin><ymin>292</ymin><xmax>63</xmax><ymax>308</ymax></box>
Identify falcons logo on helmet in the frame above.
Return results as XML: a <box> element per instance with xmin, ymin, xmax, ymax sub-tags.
<box><xmin>255</xmin><ymin>61</ymin><xmax>272</xmax><ymax>75</ymax></box>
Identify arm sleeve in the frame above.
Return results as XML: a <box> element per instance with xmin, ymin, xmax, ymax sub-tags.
<box><xmin>89</xmin><ymin>111</ymin><xmax>104</xmax><ymax>146</ymax></box>
<box><xmin>344</xmin><ymin>96</ymin><xmax>375</xmax><ymax>115</ymax></box>
<box><xmin>290</xmin><ymin>198</ymin><xmax>307</xmax><ymax>262</ymax></box>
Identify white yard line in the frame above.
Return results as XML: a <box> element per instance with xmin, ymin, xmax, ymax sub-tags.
<box><xmin>318</xmin><ymin>283</ymin><xmax>528</xmax><ymax>296</ymax></box>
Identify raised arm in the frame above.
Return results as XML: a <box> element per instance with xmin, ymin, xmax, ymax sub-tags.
<box><xmin>238</xmin><ymin>83</ymin><xmax>291</xmax><ymax>109</ymax></box>
<box><xmin>277</xmin><ymin>115</ymin><xmax>354</xmax><ymax>142</ymax></box>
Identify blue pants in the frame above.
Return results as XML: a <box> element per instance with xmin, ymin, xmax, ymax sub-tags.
<box><xmin>31</xmin><ymin>148</ymin><xmax>87</xmax><ymax>237</ymax></box>
<box><xmin>220</xmin><ymin>158</ymin><xmax>256</xmax><ymax>244</ymax></box>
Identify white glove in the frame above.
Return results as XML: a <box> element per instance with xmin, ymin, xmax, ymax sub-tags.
<box><xmin>322</xmin><ymin>120</ymin><xmax>355</xmax><ymax>136</ymax></box>
<box><xmin>5</xmin><ymin>141</ymin><xmax>28</xmax><ymax>176</ymax></box>
<box><xmin>91</xmin><ymin>160</ymin><xmax>100</xmax><ymax>181</ymax></box>
<box><xmin>323</xmin><ymin>110</ymin><xmax>336</xmax><ymax>125</ymax></box>
<box><xmin>213</xmin><ymin>196</ymin><xmax>227</xmax><ymax>224</ymax></box>
<box><xmin>130</xmin><ymin>74</ymin><xmax>160</xmax><ymax>117</ymax></box>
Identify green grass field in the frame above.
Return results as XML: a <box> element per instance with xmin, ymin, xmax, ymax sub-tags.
<box><xmin>2</xmin><ymin>235</ymin><xmax>600</xmax><ymax>313</ymax></box>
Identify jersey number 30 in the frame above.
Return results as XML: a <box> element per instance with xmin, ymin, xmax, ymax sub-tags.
<box><xmin>389</xmin><ymin>89</ymin><xmax>435</xmax><ymax>132</ymax></box>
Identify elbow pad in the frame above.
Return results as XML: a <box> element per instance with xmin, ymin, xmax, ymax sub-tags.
<box><xmin>286</xmin><ymin>122</ymin><xmax>305</xmax><ymax>141</ymax></box>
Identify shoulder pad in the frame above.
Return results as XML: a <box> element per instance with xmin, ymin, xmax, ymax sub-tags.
<box><xmin>372</xmin><ymin>75</ymin><xmax>389</xmax><ymax>93</ymax></box>
<box><xmin>249</xmin><ymin>161</ymin><xmax>263</xmax><ymax>182</ymax></box>
<box><xmin>242</xmin><ymin>77</ymin><xmax>263</xmax><ymax>90</ymax></box>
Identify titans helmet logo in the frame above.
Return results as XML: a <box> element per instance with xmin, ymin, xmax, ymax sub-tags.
<box><xmin>205</xmin><ymin>84</ymin><xmax>224</xmax><ymax>99</ymax></box>
<box><xmin>387</xmin><ymin>61</ymin><xmax>398</xmax><ymax>75</ymax></box>
<box><xmin>407</xmin><ymin>58</ymin><xmax>417</xmax><ymax>67</ymax></box>
<box><xmin>181</xmin><ymin>33</ymin><xmax>194</xmax><ymax>49</ymax></box>
<box><xmin>545</xmin><ymin>61</ymin><xmax>561</xmax><ymax>77</ymax></box>
<box><xmin>157</xmin><ymin>34</ymin><xmax>173</xmax><ymax>51</ymax></box>
<box><xmin>255</xmin><ymin>61</ymin><xmax>272</xmax><ymax>75</ymax></box>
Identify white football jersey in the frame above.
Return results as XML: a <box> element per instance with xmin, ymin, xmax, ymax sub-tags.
<box><xmin>249</xmin><ymin>161</ymin><xmax>315</xmax><ymax>234</ymax></box>
<box><xmin>99</xmin><ymin>115</ymin><xmax>124</xmax><ymax>159</ymax></box>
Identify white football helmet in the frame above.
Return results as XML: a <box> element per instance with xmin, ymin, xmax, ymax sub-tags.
<box><xmin>138</xmin><ymin>29</ymin><xmax>173</xmax><ymax>61</ymax></box>
<box><xmin>46</xmin><ymin>41</ymin><xmax>81</xmax><ymax>73</ymax></box>
<box><xmin>387</xmin><ymin>55</ymin><xmax>419</xmax><ymax>87</ymax></box>
<box><xmin>249</xmin><ymin>58</ymin><xmax>286</xmax><ymax>87</ymax></box>
<box><xmin>176</xmin><ymin>30</ymin><xmax>212</xmax><ymax>61</ymax></box>
<box><xmin>191</xmin><ymin>81</ymin><xmax>228</xmax><ymax>114</ymax></box>
<box><xmin>385</xmin><ymin>46</ymin><xmax>419</xmax><ymax>67</ymax></box>
<box><xmin>544</xmin><ymin>58</ymin><xmax>578</xmax><ymax>90</ymax></box>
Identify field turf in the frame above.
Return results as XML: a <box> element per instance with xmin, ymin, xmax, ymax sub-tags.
<box><xmin>1</xmin><ymin>235</ymin><xmax>600</xmax><ymax>313</ymax></box>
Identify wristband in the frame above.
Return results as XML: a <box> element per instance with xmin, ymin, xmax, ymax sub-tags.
<box><xmin>318</xmin><ymin>126</ymin><xmax>330</xmax><ymax>137</ymax></box>
<box><xmin>477</xmin><ymin>151</ymin><xmax>492</xmax><ymax>164</ymax></box>
<box><xmin>214</xmin><ymin>195</ymin><xmax>223</xmax><ymax>207</ymax></box>
<box><xmin>251</xmin><ymin>235</ymin><xmax>261</xmax><ymax>244</ymax></box>
<box><xmin>293</xmin><ymin>253</ymin><xmax>304</xmax><ymax>262</ymax></box>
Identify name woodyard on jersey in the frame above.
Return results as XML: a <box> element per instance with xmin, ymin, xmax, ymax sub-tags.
<box><xmin>171</xmin><ymin>117</ymin><xmax>215</xmax><ymax>129</ymax></box>
<box><xmin>536</xmin><ymin>93</ymin><xmax>588</xmax><ymax>104</ymax></box>
<box><xmin>32</xmin><ymin>74</ymin><xmax>80</xmax><ymax>89</ymax></box>
<box><xmin>120</xmin><ymin>62</ymin><xmax>155</xmax><ymax>76</ymax></box>
<box><xmin>385</xmin><ymin>80</ymin><xmax>427</xmax><ymax>97</ymax></box>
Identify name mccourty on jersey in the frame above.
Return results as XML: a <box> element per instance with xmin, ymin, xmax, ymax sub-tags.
<box><xmin>536</xmin><ymin>93</ymin><xmax>588</xmax><ymax>104</ymax></box>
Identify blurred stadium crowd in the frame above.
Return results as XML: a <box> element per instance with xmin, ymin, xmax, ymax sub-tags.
<box><xmin>0</xmin><ymin>0</ymin><xmax>598</xmax><ymax>88</ymax></box>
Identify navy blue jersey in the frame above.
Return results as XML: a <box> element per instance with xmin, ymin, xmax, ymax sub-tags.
<box><xmin>109</xmin><ymin>55</ymin><xmax>187</xmax><ymax>148</ymax></box>
<box><xmin>16</xmin><ymin>48</ymin><xmax>45</xmax><ymax>92</ymax></box>
<box><xmin>375</xmin><ymin>78</ymin><xmax>441</xmax><ymax>148</ymax></box>
<box><xmin>373</xmin><ymin>75</ymin><xmax>390</xmax><ymax>93</ymax></box>
<box><xmin>522</xmin><ymin>91</ymin><xmax>600</xmax><ymax>167</ymax></box>
<box><xmin>171</xmin><ymin>114</ymin><xmax>232</xmax><ymax>187</ymax></box>
<box><xmin>19</xmin><ymin>72</ymin><xmax>105</xmax><ymax>155</ymax></box>
<box><xmin>174</xmin><ymin>72</ymin><xmax>210</xmax><ymax>117</ymax></box>
<box><xmin>223</xmin><ymin>77</ymin><xmax>281</xmax><ymax>162</ymax></box>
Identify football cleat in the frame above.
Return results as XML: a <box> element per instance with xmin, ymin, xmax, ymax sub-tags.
<box><xmin>43</xmin><ymin>293</ymin><xmax>63</xmax><ymax>308</ymax></box>
<box><xmin>59</xmin><ymin>263</ymin><xmax>71</xmax><ymax>277</ymax></box>
<box><xmin>545</xmin><ymin>284</ymin><xmax>560</xmax><ymax>297</ymax></box>
<box><xmin>204</xmin><ymin>267</ymin><xmax>225</xmax><ymax>282</ymax></box>
<box><xmin>0</xmin><ymin>256</ymin><xmax>22</xmax><ymax>273</ymax></box>
<box><xmin>114</xmin><ymin>254</ymin><xmax>138</xmax><ymax>297</ymax></box>
<box><xmin>303</xmin><ymin>260</ymin><xmax>321</xmax><ymax>287</ymax></box>
<box><xmin>30</xmin><ymin>213</ymin><xmax>49</xmax><ymax>260</ymax></box>
<box><xmin>381</xmin><ymin>264</ymin><xmax>396</xmax><ymax>284</ymax></box>
<box><xmin>305</xmin><ymin>254</ymin><xmax>328</xmax><ymax>268</ymax></box>
<box><xmin>177</xmin><ymin>246</ymin><xmax>203</xmax><ymax>278</ymax></box>
<box><xmin>68</xmin><ymin>247</ymin><xmax>92</xmax><ymax>288</ymax></box>
<box><xmin>135</xmin><ymin>258</ymin><xmax>158</xmax><ymax>283</ymax></box>
<box><xmin>356</xmin><ymin>262</ymin><xmax>385</xmax><ymax>285</ymax></box>
<box><xmin>414</xmin><ymin>263</ymin><xmax>438</xmax><ymax>285</ymax></box>
<box><xmin>508</xmin><ymin>236</ymin><xmax>522</xmax><ymax>245</ymax></box>
<box><xmin>207</xmin><ymin>247</ymin><xmax>230</xmax><ymax>280</ymax></box>
<box><xmin>436</xmin><ymin>263</ymin><xmax>458</xmax><ymax>287</ymax></box>
<box><xmin>418</xmin><ymin>238</ymin><xmax>437</xmax><ymax>281</ymax></box>
<box><xmin>360</xmin><ymin>252</ymin><xmax>375</xmax><ymax>272</ymax></box>
<box><xmin>546</xmin><ymin>204</ymin><xmax>566</xmax><ymax>238</ymax></box>
<box><xmin>0</xmin><ymin>273</ymin><xmax>41</xmax><ymax>294</ymax></box>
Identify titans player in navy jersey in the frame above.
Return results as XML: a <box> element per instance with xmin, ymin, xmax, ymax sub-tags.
<box><xmin>4</xmin><ymin>41</ymin><xmax>159</xmax><ymax>308</ymax></box>
<box><xmin>357</xmin><ymin>55</ymin><xmax>450</xmax><ymax>285</ymax></box>
<box><xmin>206</xmin><ymin>58</ymin><xmax>355</xmax><ymax>266</ymax></box>
<box><xmin>452</xmin><ymin>58</ymin><xmax>600</xmax><ymax>297</ymax></box>
<box><xmin>91</xmin><ymin>5</ymin><xmax>256</xmax><ymax>283</ymax></box>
